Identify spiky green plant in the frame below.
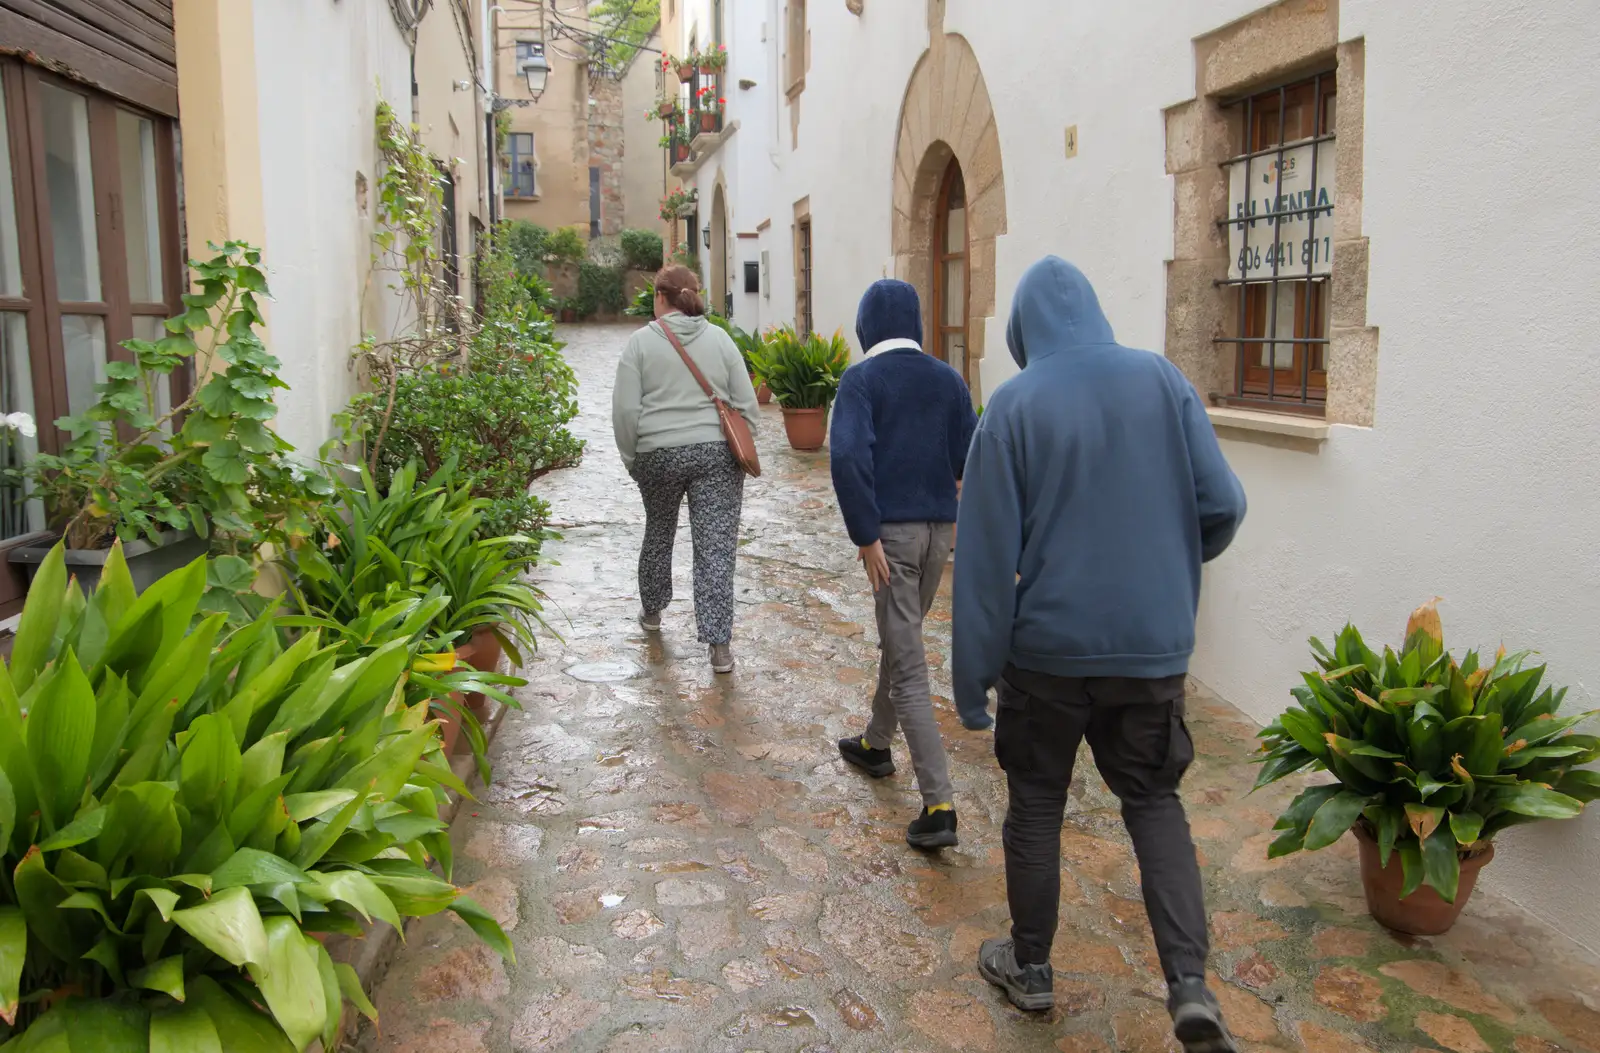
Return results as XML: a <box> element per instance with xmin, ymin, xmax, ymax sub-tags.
<box><xmin>0</xmin><ymin>544</ymin><xmax>510</xmax><ymax>1051</ymax></box>
<box><xmin>749</xmin><ymin>326</ymin><xmax>850</xmax><ymax>410</ymax></box>
<box><xmin>1255</xmin><ymin>600</ymin><xmax>1599</xmax><ymax>902</ymax></box>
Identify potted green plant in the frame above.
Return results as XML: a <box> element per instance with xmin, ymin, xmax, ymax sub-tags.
<box><xmin>750</xmin><ymin>326</ymin><xmax>850</xmax><ymax>450</ymax></box>
<box><xmin>701</xmin><ymin>43</ymin><xmax>728</xmax><ymax>74</ymax></box>
<box><xmin>671</xmin><ymin>52</ymin><xmax>696</xmax><ymax>82</ymax></box>
<box><xmin>4</xmin><ymin>243</ymin><xmax>334</xmax><ymax>594</ymax></box>
<box><xmin>627</xmin><ymin>282</ymin><xmax>657</xmax><ymax>318</ymax></box>
<box><xmin>653</xmin><ymin>91</ymin><xmax>679</xmax><ymax>120</ymax></box>
<box><xmin>0</xmin><ymin>545</ymin><xmax>513</xmax><ymax>1051</ymax></box>
<box><xmin>1254</xmin><ymin>600</ymin><xmax>1599</xmax><ymax>935</ymax></box>
<box><xmin>695</xmin><ymin>87</ymin><xmax>724</xmax><ymax>134</ymax></box>
<box><xmin>660</xmin><ymin>186</ymin><xmax>698</xmax><ymax>223</ymax></box>
<box><xmin>714</xmin><ymin>317</ymin><xmax>770</xmax><ymax>404</ymax></box>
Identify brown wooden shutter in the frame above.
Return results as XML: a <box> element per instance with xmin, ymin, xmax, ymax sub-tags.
<box><xmin>0</xmin><ymin>0</ymin><xmax>177</xmax><ymax>116</ymax></box>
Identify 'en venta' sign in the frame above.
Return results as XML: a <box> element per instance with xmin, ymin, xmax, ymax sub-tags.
<box><xmin>1227</xmin><ymin>140</ymin><xmax>1336</xmax><ymax>282</ymax></box>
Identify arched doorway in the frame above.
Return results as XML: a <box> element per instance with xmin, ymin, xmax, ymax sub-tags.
<box><xmin>931</xmin><ymin>159</ymin><xmax>969</xmax><ymax>383</ymax></box>
<box><xmin>710</xmin><ymin>184</ymin><xmax>728</xmax><ymax>317</ymax></box>
<box><xmin>889</xmin><ymin>27</ymin><xmax>1005</xmax><ymax>403</ymax></box>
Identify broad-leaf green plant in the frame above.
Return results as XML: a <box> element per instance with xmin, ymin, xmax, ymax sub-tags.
<box><xmin>1255</xmin><ymin>600</ymin><xmax>1600</xmax><ymax>903</ymax></box>
<box><xmin>0</xmin><ymin>544</ymin><xmax>510</xmax><ymax>1051</ymax></box>
<box><xmin>749</xmin><ymin>326</ymin><xmax>850</xmax><ymax>410</ymax></box>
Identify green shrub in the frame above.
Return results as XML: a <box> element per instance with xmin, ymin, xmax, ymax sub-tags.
<box><xmin>544</xmin><ymin>226</ymin><xmax>587</xmax><ymax>264</ymax></box>
<box><xmin>619</xmin><ymin>228</ymin><xmax>664</xmax><ymax>272</ymax></box>
<box><xmin>0</xmin><ymin>546</ymin><xmax>511</xmax><ymax>1051</ymax></box>
<box><xmin>504</xmin><ymin>220</ymin><xmax>550</xmax><ymax>277</ymax></box>
<box><xmin>575</xmin><ymin>261</ymin><xmax>628</xmax><ymax>318</ymax></box>
<box><xmin>625</xmin><ymin>282</ymin><xmax>656</xmax><ymax>318</ymax></box>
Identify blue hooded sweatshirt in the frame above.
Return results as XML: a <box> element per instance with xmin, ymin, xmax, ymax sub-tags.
<box><xmin>830</xmin><ymin>280</ymin><xmax>977</xmax><ymax>546</ymax></box>
<box><xmin>952</xmin><ymin>257</ymin><xmax>1246</xmax><ymax>729</ymax></box>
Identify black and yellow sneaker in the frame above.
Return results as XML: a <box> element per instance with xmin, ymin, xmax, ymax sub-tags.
<box><xmin>837</xmin><ymin>735</ymin><xmax>895</xmax><ymax>778</ymax></box>
<box><xmin>977</xmin><ymin>937</ymin><xmax>1054</xmax><ymax>1012</ymax></box>
<box><xmin>906</xmin><ymin>804</ymin><xmax>958</xmax><ymax>849</ymax></box>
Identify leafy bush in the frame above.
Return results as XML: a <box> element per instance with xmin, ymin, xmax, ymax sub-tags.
<box><xmin>6</xmin><ymin>243</ymin><xmax>336</xmax><ymax>558</ymax></box>
<box><xmin>544</xmin><ymin>226</ymin><xmax>587</xmax><ymax>264</ymax></box>
<box><xmin>750</xmin><ymin>326</ymin><xmax>850</xmax><ymax>410</ymax></box>
<box><xmin>619</xmin><ymin>228</ymin><xmax>664</xmax><ymax>272</ymax></box>
<box><xmin>0</xmin><ymin>545</ymin><xmax>510</xmax><ymax>1051</ymax></box>
<box><xmin>575</xmin><ymin>261</ymin><xmax>628</xmax><ymax>318</ymax></box>
<box><xmin>504</xmin><ymin>220</ymin><xmax>550</xmax><ymax>277</ymax></box>
<box><xmin>1255</xmin><ymin>600</ymin><xmax>1600</xmax><ymax>902</ymax></box>
<box><xmin>625</xmin><ymin>282</ymin><xmax>656</xmax><ymax>319</ymax></box>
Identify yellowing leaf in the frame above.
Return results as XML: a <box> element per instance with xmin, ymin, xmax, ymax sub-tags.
<box><xmin>411</xmin><ymin>651</ymin><xmax>457</xmax><ymax>675</ymax></box>
<box><xmin>1405</xmin><ymin>598</ymin><xmax>1444</xmax><ymax>645</ymax></box>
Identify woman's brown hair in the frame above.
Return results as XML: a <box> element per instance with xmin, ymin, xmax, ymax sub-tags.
<box><xmin>654</xmin><ymin>264</ymin><xmax>706</xmax><ymax>317</ymax></box>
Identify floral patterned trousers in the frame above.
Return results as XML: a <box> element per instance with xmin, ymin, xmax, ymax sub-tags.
<box><xmin>631</xmin><ymin>442</ymin><xmax>744</xmax><ymax>645</ymax></box>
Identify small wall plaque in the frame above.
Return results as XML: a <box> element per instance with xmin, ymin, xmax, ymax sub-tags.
<box><xmin>1065</xmin><ymin>125</ymin><xmax>1079</xmax><ymax>159</ymax></box>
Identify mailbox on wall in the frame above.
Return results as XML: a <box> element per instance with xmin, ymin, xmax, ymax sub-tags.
<box><xmin>744</xmin><ymin>261</ymin><xmax>760</xmax><ymax>294</ymax></box>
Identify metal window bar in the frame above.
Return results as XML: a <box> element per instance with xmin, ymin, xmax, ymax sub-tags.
<box><xmin>1213</xmin><ymin>72</ymin><xmax>1334</xmax><ymax>408</ymax></box>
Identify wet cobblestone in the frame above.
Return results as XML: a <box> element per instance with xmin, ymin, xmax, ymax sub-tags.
<box><xmin>359</xmin><ymin>324</ymin><xmax>1600</xmax><ymax>1053</ymax></box>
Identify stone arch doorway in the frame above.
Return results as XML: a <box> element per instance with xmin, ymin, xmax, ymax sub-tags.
<box><xmin>710</xmin><ymin>184</ymin><xmax>729</xmax><ymax>317</ymax></box>
<box><xmin>891</xmin><ymin>21</ymin><xmax>1006</xmax><ymax>401</ymax></box>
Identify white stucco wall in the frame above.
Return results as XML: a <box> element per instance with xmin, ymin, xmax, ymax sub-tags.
<box><xmin>251</xmin><ymin>1</ymin><xmax>411</xmax><ymax>454</ymax></box>
<box><xmin>709</xmin><ymin>0</ymin><xmax>1600</xmax><ymax>953</ymax></box>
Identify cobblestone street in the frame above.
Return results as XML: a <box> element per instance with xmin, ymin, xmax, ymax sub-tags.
<box><xmin>358</xmin><ymin>324</ymin><xmax>1600</xmax><ymax>1053</ymax></box>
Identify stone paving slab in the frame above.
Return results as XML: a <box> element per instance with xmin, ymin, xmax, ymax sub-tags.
<box><xmin>355</xmin><ymin>325</ymin><xmax>1600</xmax><ymax>1053</ymax></box>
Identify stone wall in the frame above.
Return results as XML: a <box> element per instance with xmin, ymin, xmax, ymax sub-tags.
<box><xmin>589</xmin><ymin>76</ymin><xmax>627</xmax><ymax>237</ymax></box>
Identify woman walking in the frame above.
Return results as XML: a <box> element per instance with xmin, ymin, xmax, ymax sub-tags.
<box><xmin>612</xmin><ymin>265</ymin><xmax>760</xmax><ymax>673</ymax></box>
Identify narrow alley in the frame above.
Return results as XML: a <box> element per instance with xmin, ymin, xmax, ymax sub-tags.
<box><xmin>354</xmin><ymin>324</ymin><xmax>1600</xmax><ymax>1053</ymax></box>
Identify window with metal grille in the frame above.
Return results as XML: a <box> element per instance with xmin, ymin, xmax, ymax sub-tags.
<box><xmin>1217</xmin><ymin>71</ymin><xmax>1337</xmax><ymax>413</ymax></box>
<box><xmin>589</xmin><ymin>167</ymin><xmax>601</xmax><ymax>240</ymax></box>
<box><xmin>796</xmin><ymin>219</ymin><xmax>813</xmax><ymax>337</ymax></box>
<box><xmin>505</xmin><ymin>132</ymin><xmax>536</xmax><ymax>197</ymax></box>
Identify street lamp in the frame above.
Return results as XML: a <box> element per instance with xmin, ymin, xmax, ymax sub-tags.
<box><xmin>523</xmin><ymin>53</ymin><xmax>550</xmax><ymax>100</ymax></box>
<box><xmin>702</xmin><ymin>224</ymin><xmax>711</xmax><ymax>250</ymax></box>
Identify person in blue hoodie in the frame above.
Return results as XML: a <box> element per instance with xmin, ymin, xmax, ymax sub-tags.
<box><xmin>830</xmin><ymin>279</ymin><xmax>977</xmax><ymax>849</ymax></box>
<box><xmin>955</xmin><ymin>257</ymin><xmax>1247</xmax><ymax>1052</ymax></box>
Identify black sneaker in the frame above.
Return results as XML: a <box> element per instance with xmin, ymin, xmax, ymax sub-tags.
<box><xmin>1168</xmin><ymin>977</ymin><xmax>1240</xmax><ymax>1053</ymax></box>
<box><xmin>977</xmin><ymin>937</ymin><xmax>1054</xmax><ymax>1012</ymax></box>
<box><xmin>905</xmin><ymin>806</ymin><xmax>958</xmax><ymax>849</ymax></box>
<box><xmin>837</xmin><ymin>735</ymin><xmax>895</xmax><ymax>778</ymax></box>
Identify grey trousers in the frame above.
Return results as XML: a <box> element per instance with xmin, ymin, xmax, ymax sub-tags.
<box><xmin>995</xmin><ymin>664</ymin><xmax>1209</xmax><ymax>979</ymax></box>
<box><xmin>863</xmin><ymin>521</ymin><xmax>955</xmax><ymax>807</ymax></box>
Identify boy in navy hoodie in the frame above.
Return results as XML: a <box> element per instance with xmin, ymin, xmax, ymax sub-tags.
<box><xmin>830</xmin><ymin>279</ymin><xmax>977</xmax><ymax>849</ymax></box>
<box><xmin>954</xmin><ymin>257</ymin><xmax>1247</xmax><ymax>1052</ymax></box>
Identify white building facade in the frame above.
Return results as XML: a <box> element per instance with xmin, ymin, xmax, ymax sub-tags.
<box><xmin>666</xmin><ymin>0</ymin><xmax>1600</xmax><ymax>954</ymax></box>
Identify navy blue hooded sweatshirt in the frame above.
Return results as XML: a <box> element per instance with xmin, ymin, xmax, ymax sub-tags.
<box><xmin>952</xmin><ymin>257</ymin><xmax>1247</xmax><ymax>729</ymax></box>
<box><xmin>830</xmin><ymin>279</ymin><xmax>977</xmax><ymax>546</ymax></box>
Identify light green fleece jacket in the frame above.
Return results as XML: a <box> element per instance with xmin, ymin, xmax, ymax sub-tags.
<box><xmin>612</xmin><ymin>312</ymin><xmax>761</xmax><ymax>471</ymax></box>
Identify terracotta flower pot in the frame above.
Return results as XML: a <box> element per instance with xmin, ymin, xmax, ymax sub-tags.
<box><xmin>700</xmin><ymin>111</ymin><xmax>718</xmax><ymax>133</ymax></box>
<box><xmin>657</xmin><ymin>100</ymin><xmax>676</xmax><ymax>119</ymax></box>
<box><xmin>455</xmin><ymin>626</ymin><xmax>505</xmax><ymax>720</ymax></box>
<box><xmin>756</xmin><ymin>381</ymin><xmax>772</xmax><ymax>405</ymax></box>
<box><xmin>781</xmin><ymin>407</ymin><xmax>827</xmax><ymax>451</ymax></box>
<box><xmin>676</xmin><ymin>63</ymin><xmax>695</xmax><ymax>82</ymax></box>
<box><xmin>673</xmin><ymin>143</ymin><xmax>691</xmax><ymax>164</ymax></box>
<box><xmin>1354</xmin><ymin>823</ymin><xmax>1494</xmax><ymax>936</ymax></box>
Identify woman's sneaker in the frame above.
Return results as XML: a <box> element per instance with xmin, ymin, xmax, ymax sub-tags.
<box><xmin>709</xmin><ymin>643</ymin><xmax>734</xmax><ymax>674</ymax></box>
<box><xmin>639</xmin><ymin>611</ymin><xmax>661</xmax><ymax>632</ymax></box>
<box><xmin>837</xmin><ymin>736</ymin><xmax>895</xmax><ymax>778</ymax></box>
<box><xmin>1168</xmin><ymin>977</ymin><xmax>1241</xmax><ymax>1053</ymax></box>
<box><xmin>906</xmin><ymin>805</ymin><xmax>958</xmax><ymax>849</ymax></box>
<box><xmin>977</xmin><ymin>937</ymin><xmax>1054</xmax><ymax>1012</ymax></box>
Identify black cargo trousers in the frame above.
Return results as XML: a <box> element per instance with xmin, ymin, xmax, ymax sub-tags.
<box><xmin>994</xmin><ymin>663</ymin><xmax>1209</xmax><ymax>981</ymax></box>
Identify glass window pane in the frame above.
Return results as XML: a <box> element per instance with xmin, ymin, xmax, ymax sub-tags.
<box><xmin>117</xmin><ymin>111</ymin><xmax>163</xmax><ymax>303</ymax></box>
<box><xmin>132</xmin><ymin>315</ymin><xmax>173</xmax><ymax>433</ymax></box>
<box><xmin>943</xmin><ymin>259</ymin><xmax>966</xmax><ymax>327</ymax></box>
<box><xmin>61</xmin><ymin>314</ymin><xmax>106</xmax><ymax>417</ymax></box>
<box><xmin>945</xmin><ymin>202</ymin><xmax>966</xmax><ymax>256</ymax></box>
<box><xmin>943</xmin><ymin>331</ymin><xmax>966</xmax><ymax>382</ymax></box>
<box><xmin>0</xmin><ymin>314</ymin><xmax>41</xmax><ymax>538</ymax></box>
<box><xmin>1254</xmin><ymin>282</ymin><xmax>1299</xmax><ymax>370</ymax></box>
<box><xmin>40</xmin><ymin>84</ymin><xmax>101</xmax><ymax>302</ymax></box>
<box><xmin>0</xmin><ymin>81</ymin><xmax>22</xmax><ymax>298</ymax></box>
